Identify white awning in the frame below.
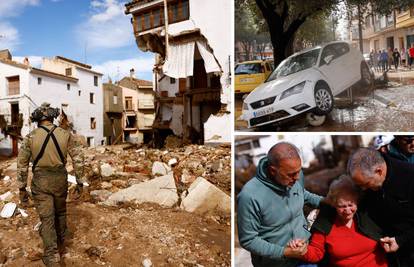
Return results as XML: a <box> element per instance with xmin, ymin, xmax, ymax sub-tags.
<box><xmin>163</xmin><ymin>40</ymin><xmax>221</xmax><ymax>79</ymax></box>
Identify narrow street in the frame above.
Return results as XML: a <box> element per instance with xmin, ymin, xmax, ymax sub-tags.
<box><xmin>236</xmin><ymin>68</ymin><xmax>414</xmax><ymax>132</ymax></box>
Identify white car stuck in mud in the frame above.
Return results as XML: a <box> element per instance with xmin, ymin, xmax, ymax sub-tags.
<box><xmin>240</xmin><ymin>41</ymin><xmax>372</xmax><ymax>128</ymax></box>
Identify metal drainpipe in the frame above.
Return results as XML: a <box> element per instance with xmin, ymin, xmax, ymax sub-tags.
<box><xmin>163</xmin><ymin>0</ymin><xmax>169</xmax><ymax>59</ymax></box>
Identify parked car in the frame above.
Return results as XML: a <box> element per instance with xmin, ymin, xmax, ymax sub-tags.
<box><xmin>235</xmin><ymin>60</ymin><xmax>273</xmax><ymax>94</ymax></box>
<box><xmin>240</xmin><ymin>41</ymin><xmax>372</xmax><ymax>128</ymax></box>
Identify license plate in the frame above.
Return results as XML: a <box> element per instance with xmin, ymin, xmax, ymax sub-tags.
<box><xmin>253</xmin><ymin>107</ymin><xmax>274</xmax><ymax>117</ymax></box>
<box><xmin>240</xmin><ymin>78</ymin><xmax>254</xmax><ymax>83</ymax></box>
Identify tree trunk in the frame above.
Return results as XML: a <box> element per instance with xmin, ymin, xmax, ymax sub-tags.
<box><xmin>358</xmin><ymin>4</ymin><xmax>364</xmax><ymax>53</ymax></box>
<box><xmin>255</xmin><ymin>0</ymin><xmax>307</xmax><ymax>67</ymax></box>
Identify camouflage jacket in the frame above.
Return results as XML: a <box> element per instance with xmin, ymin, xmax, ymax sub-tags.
<box><xmin>16</xmin><ymin>122</ymin><xmax>85</xmax><ymax>189</ymax></box>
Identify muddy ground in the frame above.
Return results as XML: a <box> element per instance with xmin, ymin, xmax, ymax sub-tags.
<box><xmin>0</xmin><ymin>144</ymin><xmax>231</xmax><ymax>267</ymax></box>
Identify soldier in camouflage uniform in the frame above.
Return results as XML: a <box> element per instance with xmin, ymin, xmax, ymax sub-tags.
<box><xmin>17</xmin><ymin>103</ymin><xmax>84</xmax><ymax>267</ymax></box>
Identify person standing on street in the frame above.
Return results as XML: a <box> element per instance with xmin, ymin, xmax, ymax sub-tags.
<box><xmin>408</xmin><ymin>44</ymin><xmax>414</xmax><ymax>70</ymax></box>
<box><xmin>17</xmin><ymin>103</ymin><xmax>85</xmax><ymax>267</ymax></box>
<box><xmin>387</xmin><ymin>48</ymin><xmax>393</xmax><ymax>71</ymax></box>
<box><xmin>380</xmin><ymin>50</ymin><xmax>388</xmax><ymax>72</ymax></box>
<box><xmin>392</xmin><ymin>48</ymin><xmax>401</xmax><ymax>71</ymax></box>
<box><xmin>373</xmin><ymin>50</ymin><xmax>379</xmax><ymax>72</ymax></box>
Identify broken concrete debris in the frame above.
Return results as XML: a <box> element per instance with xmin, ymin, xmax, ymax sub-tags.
<box><xmin>180</xmin><ymin>177</ymin><xmax>230</xmax><ymax>215</ymax></box>
<box><xmin>0</xmin><ymin>191</ymin><xmax>13</xmax><ymax>202</ymax></box>
<box><xmin>17</xmin><ymin>208</ymin><xmax>28</xmax><ymax>218</ymax></box>
<box><xmin>33</xmin><ymin>222</ymin><xmax>41</xmax><ymax>231</ymax></box>
<box><xmin>90</xmin><ymin>190</ymin><xmax>112</xmax><ymax>202</ymax></box>
<box><xmin>1</xmin><ymin>202</ymin><xmax>16</xmax><ymax>218</ymax></box>
<box><xmin>168</xmin><ymin>158</ymin><xmax>178</xmax><ymax>167</ymax></box>
<box><xmin>151</xmin><ymin>161</ymin><xmax>171</xmax><ymax>176</ymax></box>
<box><xmin>142</xmin><ymin>258</ymin><xmax>153</xmax><ymax>267</ymax></box>
<box><xmin>103</xmin><ymin>174</ymin><xmax>178</xmax><ymax>207</ymax></box>
<box><xmin>100</xmin><ymin>163</ymin><xmax>114</xmax><ymax>177</ymax></box>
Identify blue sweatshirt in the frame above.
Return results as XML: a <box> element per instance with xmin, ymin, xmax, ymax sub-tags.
<box><xmin>237</xmin><ymin>157</ymin><xmax>322</xmax><ymax>267</ymax></box>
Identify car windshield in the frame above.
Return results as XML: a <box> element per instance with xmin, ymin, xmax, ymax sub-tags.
<box><xmin>266</xmin><ymin>48</ymin><xmax>321</xmax><ymax>82</ymax></box>
<box><xmin>235</xmin><ymin>63</ymin><xmax>263</xmax><ymax>75</ymax></box>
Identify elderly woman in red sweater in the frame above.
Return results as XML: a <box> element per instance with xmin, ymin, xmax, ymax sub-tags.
<box><xmin>288</xmin><ymin>175</ymin><xmax>388</xmax><ymax>267</ymax></box>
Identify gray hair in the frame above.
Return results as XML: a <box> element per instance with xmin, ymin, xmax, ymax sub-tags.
<box><xmin>328</xmin><ymin>175</ymin><xmax>360</xmax><ymax>204</ymax></box>
<box><xmin>267</xmin><ymin>142</ymin><xmax>301</xmax><ymax>167</ymax></box>
<box><xmin>347</xmin><ymin>148</ymin><xmax>385</xmax><ymax>177</ymax></box>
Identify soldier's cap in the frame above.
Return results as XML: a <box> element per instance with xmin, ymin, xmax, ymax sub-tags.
<box><xmin>30</xmin><ymin>102</ymin><xmax>60</xmax><ymax>122</ymax></box>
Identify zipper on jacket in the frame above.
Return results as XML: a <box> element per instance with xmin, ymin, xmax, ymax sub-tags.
<box><xmin>286</xmin><ymin>190</ymin><xmax>294</xmax><ymax>240</ymax></box>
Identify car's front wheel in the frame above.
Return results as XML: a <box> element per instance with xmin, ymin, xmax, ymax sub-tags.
<box><xmin>313</xmin><ymin>82</ymin><xmax>334</xmax><ymax>115</ymax></box>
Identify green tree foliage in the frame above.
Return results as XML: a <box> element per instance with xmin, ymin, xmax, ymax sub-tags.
<box><xmin>253</xmin><ymin>0</ymin><xmax>340</xmax><ymax>66</ymax></box>
<box><xmin>235</xmin><ymin>0</ymin><xmax>254</xmax><ymax>61</ymax></box>
<box><xmin>248</xmin><ymin>0</ymin><xmax>414</xmax><ymax>67</ymax></box>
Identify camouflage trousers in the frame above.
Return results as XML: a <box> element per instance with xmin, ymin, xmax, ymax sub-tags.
<box><xmin>31</xmin><ymin>166</ymin><xmax>68</xmax><ymax>266</ymax></box>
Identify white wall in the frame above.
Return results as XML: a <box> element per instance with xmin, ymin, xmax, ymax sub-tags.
<box><xmin>76</xmin><ymin>68</ymin><xmax>104</xmax><ymax>145</ymax></box>
<box><xmin>0</xmin><ymin>62</ymin><xmax>31</xmax><ymax>153</ymax></box>
<box><xmin>0</xmin><ymin>60</ymin><xmax>104</xmax><ymax>149</ymax></box>
<box><xmin>0</xmin><ymin>62</ymin><xmax>30</xmax><ymax>97</ymax></box>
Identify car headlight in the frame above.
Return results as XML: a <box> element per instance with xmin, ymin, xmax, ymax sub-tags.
<box><xmin>250</xmin><ymin>96</ymin><xmax>276</xmax><ymax>109</ymax></box>
<box><xmin>243</xmin><ymin>102</ymin><xmax>249</xmax><ymax>111</ymax></box>
<box><xmin>280</xmin><ymin>81</ymin><xmax>306</xmax><ymax>100</ymax></box>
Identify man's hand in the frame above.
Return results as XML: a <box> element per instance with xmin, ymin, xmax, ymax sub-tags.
<box><xmin>73</xmin><ymin>184</ymin><xmax>83</xmax><ymax>199</ymax></box>
<box><xmin>19</xmin><ymin>187</ymin><xmax>29</xmax><ymax>206</ymax></box>
<box><xmin>284</xmin><ymin>239</ymin><xmax>308</xmax><ymax>258</ymax></box>
<box><xmin>380</xmin><ymin>237</ymin><xmax>399</xmax><ymax>252</ymax></box>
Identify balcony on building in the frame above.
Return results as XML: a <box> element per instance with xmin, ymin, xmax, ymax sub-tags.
<box><xmin>138</xmin><ymin>99</ymin><xmax>155</xmax><ymax>109</ymax></box>
<box><xmin>126</xmin><ymin>0</ymin><xmax>190</xmax><ymax>36</ymax></box>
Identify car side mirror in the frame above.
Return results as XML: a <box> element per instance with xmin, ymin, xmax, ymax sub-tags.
<box><xmin>324</xmin><ymin>55</ymin><xmax>334</xmax><ymax>65</ymax></box>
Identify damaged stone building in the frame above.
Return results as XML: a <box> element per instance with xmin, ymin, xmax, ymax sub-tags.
<box><xmin>0</xmin><ymin>49</ymin><xmax>104</xmax><ymax>156</ymax></box>
<box><xmin>103</xmin><ymin>71</ymin><xmax>154</xmax><ymax>145</ymax></box>
<box><xmin>125</xmin><ymin>0</ymin><xmax>231</xmax><ymax>146</ymax></box>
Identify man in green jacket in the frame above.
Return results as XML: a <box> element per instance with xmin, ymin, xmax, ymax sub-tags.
<box><xmin>237</xmin><ymin>142</ymin><xmax>323</xmax><ymax>267</ymax></box>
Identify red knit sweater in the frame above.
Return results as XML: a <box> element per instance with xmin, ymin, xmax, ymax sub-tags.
<box><xmin>303</xmin><ymin>218</ymin><xmax>388</xmax><ymax>267</ymax></box>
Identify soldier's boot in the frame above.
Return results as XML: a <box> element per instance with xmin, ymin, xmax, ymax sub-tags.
<box><xmin>42</xmin><ymin>252</ymin><xmax>60</xmax><ymax>267</ymax></box>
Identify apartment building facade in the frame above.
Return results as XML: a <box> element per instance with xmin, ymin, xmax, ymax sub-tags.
<box><xmin>0</xmin><ymin>50</ymin><xmax>104</xmax><ymax>155</ymax></box>
<box><xmin>125</xmin><ymin>0</ymin><xmax>231</xmax><ymax>146</ymax></box>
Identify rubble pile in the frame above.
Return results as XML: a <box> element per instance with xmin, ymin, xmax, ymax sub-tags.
<box><xmin>0</xmin><ymin>144</ymin><xmax>230</xmax><ymax>266</ymax></box>
<box><xmin>79</xmin><ymin>144</ymin><xmax>231</xmax><ymax>196</ymax></box>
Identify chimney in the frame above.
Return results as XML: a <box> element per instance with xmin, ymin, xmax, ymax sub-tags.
<box><xmin>129</xmin><ymin>68</ymin><xmax>135</xmax><ymax>80</ymax></box>
<box><xmin>0</xmin><ymin>49</ymin><xmax>12</xmax><ymax>60</ymax></box>
<box><xmin>23</xmin><ymin>57</ymin><xmax>30</xmax><ymax>66</ymax></box>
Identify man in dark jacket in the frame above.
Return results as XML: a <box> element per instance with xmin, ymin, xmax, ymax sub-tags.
<box><xmin>348</xmin><ymin>148</ymin><xmax>414</xmax><ymax>267</ymax></box>
<box><xmin>388</xmin><ymin>135</ymin><xmax>414</xmax><ymax>164</ymax></box>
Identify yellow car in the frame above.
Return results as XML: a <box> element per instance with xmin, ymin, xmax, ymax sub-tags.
<box><xmin>235</xmin><ymin>60</ymin><xmax>274</xmax><ymax>94</ymax></box>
